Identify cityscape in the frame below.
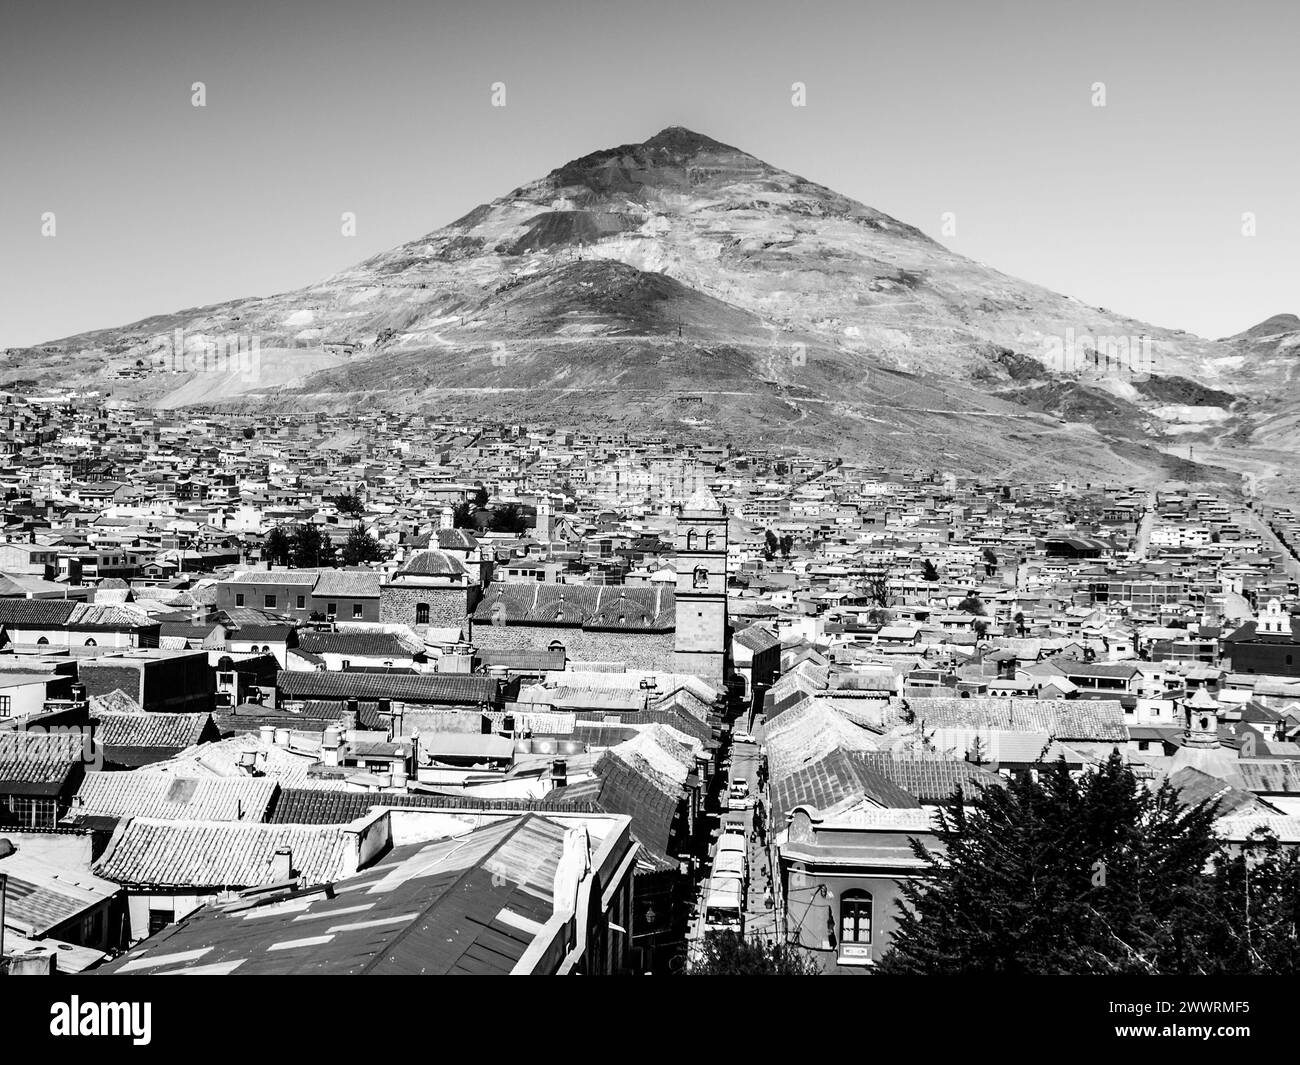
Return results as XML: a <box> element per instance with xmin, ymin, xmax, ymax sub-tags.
<box><xmin>1</xmin><ymin>1</ymin><xmax>1297</xmax><ymax>1025</ymax></box>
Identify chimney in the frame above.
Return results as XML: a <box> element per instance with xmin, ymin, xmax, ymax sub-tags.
<box><xmin>321</xmin><ymin>725</ymin><xmax>342</xmax><ymax>767</ymax></box>
<box><xmin>440</xmin><ymin>506</ymin><xmax>454</xmax><ymax>531</ymax></box>
<box><xmin>258</xmin><ymin>725</ymin><xmax>275</xmax><ymax>746</ymax></box>
<box><xmin>273</xmin><ymin>727</ymin><xmax>290</xmax><ymax>748</ymax></box>
<box><xmin>270</xmin><ymin>847</ymin><xmax>294</xmax><ymax>884</ymax></box>
<box><xmin>392</xmin><ymin>761</ymin><xmax>408</xmax><ymax>789</ymax></box>
<box><xmin>552</xmin><ymin>758</ymin><xmax>567</xmax><ymax>788</ymax></box>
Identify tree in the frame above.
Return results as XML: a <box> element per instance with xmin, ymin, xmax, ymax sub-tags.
<box><xmin>451</xmin><ymin>502</ymin><xmax>476</xmax><ymax>529</ymax></box>
<box><xmin>972</xmin><ymin>618</ymin><xmax>990</xmax><ymax>638</ymax></box>
<box><xmin>471</xmin><ymin>485</ymin><xmax>490</xmax><ymax>509</ymax></box>
<box><xmin>1202</xmin><ymin>829</ymin><xmax>1300</xmax><ymax>973</ymax></box>
<box><xmin>764</xmin><ymin>529</ymin><xmax>778</xmax><ymax>561</ymax></box>
<box><xmin>489</xmin><ymin>503</ymin><xmax>527</xmax><ymax>535</ymax></box>
<box><xmin>264</xmin><ymin>526</ymin><xmax>292</xmax><ymax>567</ymax></box>
<box><xmin>341</xmin><ymin>523</ymin><xmax>384</xmax><ymax>565</ymax></box>
<box><xmin>982</xmin><ymin>546</ymin><xmax>998</xmax><ymax>576</ymax></box>
<box><xmin>328</xmin><ymin>492</ymin><xmax>365</xmax><ymax>516</ymax></box>
<box><xmin>1013</xmin><ymin>610</ymin><xmax>1027</xmax><ymax>637</ymax></box>
<box><xmin>779</xmin><ymin>534</ymin><xmax>794</xmax><ymax>559</ymax></box>
<box><xmin>685</xmin><ymin>931</ymin><xmax>820</xmax><ymax>975</ymax></box>
<box><xmin>290</xmin><ymin>524</ymin><xmax>332</xmax><ymax>568</ymax></box>
<box><xmin>957</xmin><ymin>595</ymin><xmax>986</xmax><ymax>615</ymax></box>
<box><xmin>921</xmin><ymin>559</ymin><xmax>940</xmax><ymax>582</ymax></box>
<box><xmin>878</xmin><ymin>753</ymin><xmax>1232</xmax><ymax>975</ymax></box>
<box><xmin>863</xmin><ymin>574</ymin><xmax>893</xmax><ymax>608</ymax></box>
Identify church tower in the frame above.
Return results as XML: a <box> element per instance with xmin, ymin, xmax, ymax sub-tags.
<box><xmin>674</xmin><ymin>485</ymin><xmax>729</xmax><ymax>680</ymax></box>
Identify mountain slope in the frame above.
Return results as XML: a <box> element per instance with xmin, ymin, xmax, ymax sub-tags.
<box><xmin>3</xmin><ymin>126</ymin><xmax>1278</xmax><ymax>487</ymax></box>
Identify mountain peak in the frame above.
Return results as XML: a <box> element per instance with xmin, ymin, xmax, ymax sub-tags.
<box><xmin>639</xmin><ymin>126</ymin><xmax>737</xmax><ymax>155</ymax></box>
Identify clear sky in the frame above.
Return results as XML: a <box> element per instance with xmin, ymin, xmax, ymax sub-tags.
<box><xmin>2</xmin><ymin>0</ymin><xmax>1296</xmax><ymax>349</ymax></box>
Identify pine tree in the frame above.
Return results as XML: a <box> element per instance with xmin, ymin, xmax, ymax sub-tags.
<box><xmin>879</xmin><ymin>753</ymin><xmax>1225</xmax><ymax>975</ymax></box>
<box><xmin>341</xmin><ymin>523</ymin><xmax>384</xmax><ymax>565</ymax></box>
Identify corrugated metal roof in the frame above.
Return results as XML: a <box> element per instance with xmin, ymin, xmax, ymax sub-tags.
<box><xmin>95</xmin><ymin>814</ymin><xmax>588</xmax><ymax>974</ymax></box>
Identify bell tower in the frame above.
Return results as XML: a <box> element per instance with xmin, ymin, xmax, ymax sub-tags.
<box><xmin>674</xmin><ymin>485</ymin><xmax>729</xmax><ymax>680</ymax></box>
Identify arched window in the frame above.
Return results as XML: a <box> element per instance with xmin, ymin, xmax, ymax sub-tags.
<box><xmin>685</xmin><ymin>529</ymin><xmax>697</xmax><ymax>551</ymax></box>
<box><xmin>704</xmin><ymin>530</ymin><xmax>716</xmax><ymax>550</ymax></box>
<box><xmin>693</xmin><ymin>565</ymin><xmax>709</xmax><ymax>589</ymax></box>
<box><xmin>37</xmin><ymin>636</ymin><xmax>49</xmax><ymax>646</ymax></box>
<box><xmin>839</xmin><ymin>890</ymin><xmax>873</xmax><ymax>953</ymax></box>
<box><xmin>548</xmin><ymin>640</ymin><xmax>565</xmax><ymax>655</ymax></box>
<box><xmin>415</xmin><ymin>603</ymin><xmax>430</xmax><ymax>625</ymax></box>
<box><xmin>84</xmin><ymin>638</ymin><xmax>97</xmax><ymax>647</ymax></box>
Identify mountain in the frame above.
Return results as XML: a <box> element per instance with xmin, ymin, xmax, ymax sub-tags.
<box><xmin>4</xmin><ymin>126</ymin><xmax>1286</xmax><ymax>489</ymax></box>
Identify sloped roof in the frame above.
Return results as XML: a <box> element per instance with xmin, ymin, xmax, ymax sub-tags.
<box><xmin>74</xmin><ymin>771</ymin><xmax>277</xmax><ymax>822</ymax></box>
<box><xmin>93</xmin><ymin>818</ymin><xmax>355</xmax><ymax>889</ymax></box>
<box><xmin>771</xmin><ymin>748</ymin><xmax>920</xmax><ymax>824</ymax></box>
<box><xmin>886</xmin><ymin>697</ymin><xmax>1129</xmax><ymax>743</ymax></box>
<box><xmin>96</xmin><ymin>711</ymin><xmax>216</xmax><ymax>763</ymax></box>
<box><xmin>472</xmin><ymin>582</ymin><xmax>674</xmax><ymax>631</ymax></box>
<box><xmin>854</xmin><ymin>752</ymin><xmax>1006</xmax><ymax>804</ymax></box>
<box><xmin>0</xmin><ymin>731</ymin><xmax>84</xmax><ymax>795</ymax></box>
<box><xmin>96</xmin><ymin>814</ymin><xmax>596</xmax><ymax>974</ymax></box>
<box><xmin>275</xmin><ymin>669</ymin><xmax>498</xmax><ymax>706</ymax></box>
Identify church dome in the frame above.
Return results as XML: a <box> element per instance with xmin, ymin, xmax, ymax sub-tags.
<box><xmin>396</xmin><ymin>549</ymin><xmax>468</xmax><ymax>578</ymax></box>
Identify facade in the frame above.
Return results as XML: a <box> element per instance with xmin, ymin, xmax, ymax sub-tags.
<box><xmin>777</xmin><ymin>805</ymin><xmax>937</xmax><ymax>973</ymax></box>
<box><xmin>1223</xmin><ymin>598</ymin><xmax>1300</xmax><ymax>677</ymax></box>
<box><xmin>673</xmin><ymin>486</ymin><xmax>730</xmax><ymax>681</ymax></box>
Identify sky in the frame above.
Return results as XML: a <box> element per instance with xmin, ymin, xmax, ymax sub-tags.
<box><xmin>1</xmin><ymin>0</ymin><xmax>1297</xmax><ymax>349</ymax></box>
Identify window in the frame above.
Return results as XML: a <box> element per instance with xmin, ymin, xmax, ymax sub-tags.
<box><xmin>297</xmin><ymin>595</ymin><xmax>305</xmax><ymax>609</ymax></box>
<box><xmin>147</xmin><ymin>909</ymin><xmax>173</xmax><ymax>937</ymax></box>
<box><xmin>235</xmin><ymin>593</ymin><xmax>245</xmax><ymax>607</ymax></box>
<box><xmin>0</xmin><ymin>695</ymin><xmax>10</xmax><ymax>718</ymax></box>
<box><xmin>36</xmin><ymin>636</ymin><xmax>49</xmax><ymax>646</ymax></box>
<box><xmin>839</xmin><ymin>890</ymin><xmax>873</xmax><ymax>960</ymax></box>
<box><xmin>415</xmin><ymin>603</ymin><xmax>430</xmax><ymax>625</ymax></box>
<box><xmin>84</xmin><ymin>638</ymin><xmax>96</xmax><ymax>647</ymax></box>
<box><xmin>353</xmin><ymin>603</ymin><xmax>363</xmax><ymax>618</ymax></box>
<box><xmin>264</xmin><ymin>594</ymin><xmax>277</xmax><ymax>609</ymax></box>
<box><xmin>327</xmin><ymin>603</ymin><xmax>337</xmax><ymax>616</ymax></box>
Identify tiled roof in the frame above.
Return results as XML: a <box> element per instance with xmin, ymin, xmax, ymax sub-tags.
<box><xmin>855</xmin><ymin>752</ymin><xmax>1006</xmax><ymax>803</ymax></box>
<box><xmin>275</xmin><ymin>670</ymin><xmax>500</xmax><ymax>706</ymax></box>
<box><xmin>1168</xmin><ymin>767</ymin><xmax>1267</xmax><ymax>817</ymax></box>
<box><xmin>93</xmin><ymin>818</ymin><xmax>355</xmax><ymax>889</ymax></box>
<box><xmin>96</xmin><ymin>711</ymin><xmax>215</xmax><ymax>753</ymax></box>
<box><xmin>229</xmin><ymin>568</ymin><xmax>320</xmax><ymax>586</ymax></box>
<box><xmin>889</xmin><ymin>697</ymin><xmax>1129</xmax><ymax>743</ymax></box>
<box><xmin>1236</xmin><ymin>759</ymin><xmax>1300</xmax><ymax>795</ymax></box>
<box><xmin>393</xmin><ymin>549</ymin><xmax>469</xmax><ymax>578</ymax></box>
<box><xmin>268</xmin><ymin>787</ymin><xmax>599</xmax><ymax>824</ymax></box>
<box><xmin>771</xmin><ymin>748</ymin><xmax>920</xmax><ymax>823</ymax></box>
<box><xmin>311</xmin><ymin>569</ymin><xmax>382</xmax><ymax>598</ymax></box>
<box><xmin>553</xmin><ymin>751</ymin><xmax>681</xmax><ymax>871</ymax></box>
<box><xmin>0</xmin><ymin>599</ymin><xmax>78</xmax><ymax>627</ymax></box>
<box><xmin>74</xmin><ymin>771</ymin><xmax>277</xmax><ymax>822</ymax></box>
<box><xmin>297</xmin><ymin>631</ymin><xmax>416</xmax><ymax>658</ymax></box>
<box><xmin>472</xmin><ymin>582</ymin><xmax>674</xmax><ymax>631</ymax></box>
<box><xmin>0</xmin><ymin>731</ymin><xmax>85</xmax><ymax>795</ymax></box>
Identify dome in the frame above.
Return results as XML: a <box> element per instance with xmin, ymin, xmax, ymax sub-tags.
<box><xmin>396</xmin><ymin>549</ymin><xmax>468</xmax><ymax>578</ymax></box>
